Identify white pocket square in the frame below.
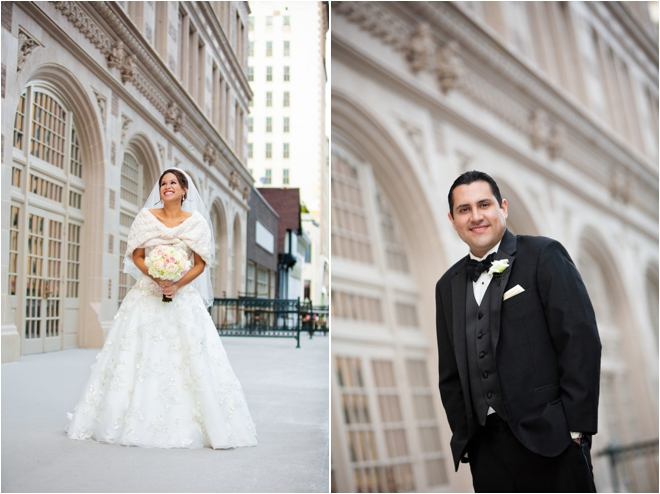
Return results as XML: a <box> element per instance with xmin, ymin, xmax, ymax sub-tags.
<box><xmin>503</xmin><ymin>285</ymin><xmax>525</xmax><ymax>301</ymax></box>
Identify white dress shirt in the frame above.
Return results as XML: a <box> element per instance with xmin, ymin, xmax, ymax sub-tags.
<box><xmin>469</xmin><ymin>241</ymin><xmax>501</xmax><ymax>306</ymax></box>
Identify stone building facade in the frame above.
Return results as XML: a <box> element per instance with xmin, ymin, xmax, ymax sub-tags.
<box><xmin>331</xmin><ymin>2</ymin><xmax>658</xmax><ymax>493</ymax></box>
<box><xmin>2</xmin><ymin>1</ymin><xmax>252</xmax><ymax>362</ymax></box>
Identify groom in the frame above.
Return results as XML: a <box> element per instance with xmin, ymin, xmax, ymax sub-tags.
<box><xmin>435</xmin><ymin>171</ymin><xmax>601</xmax><ymax>492</ymax></box>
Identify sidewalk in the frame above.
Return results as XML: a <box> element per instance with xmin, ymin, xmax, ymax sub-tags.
<box><xmin>2</xmin><ymin>335</ymin><xmax>329</xmax><ymax>493</ymax></box>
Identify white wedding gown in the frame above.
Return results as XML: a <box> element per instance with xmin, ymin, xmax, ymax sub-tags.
<box><xmin>65</xmin><ymin>209</ymin><xmax>257</xmax><ymax>449</ymax></box>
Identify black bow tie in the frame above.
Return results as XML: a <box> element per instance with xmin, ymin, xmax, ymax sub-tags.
<box><xmin>467</xmin><ymin>253</ymin><xmax>496</xmax><ymax>283</ymax></box>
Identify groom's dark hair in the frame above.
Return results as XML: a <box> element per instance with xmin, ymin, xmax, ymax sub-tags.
<box><xmin>448</xmin><ymin>170</ymin><xmax>503</xmax><ymax>217</ymax></box>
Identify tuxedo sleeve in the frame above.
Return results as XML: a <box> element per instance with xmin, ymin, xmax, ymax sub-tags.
<box><xmin>537</xmin><ymin>240</ymin><xmax>601</xmax><ymax>435</ymax></box>
<box><xmin>435</xmin><ymin>281</ymin><xmax>467</xmax><ymax>439</ymax></box>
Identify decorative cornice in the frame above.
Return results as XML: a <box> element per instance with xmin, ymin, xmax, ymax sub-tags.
<box><xmin>332</xmin><ymin>2</ymin><xmax>409</xmax><ymax>52</ymax></box>
<box><xmin>53</xmin><ymin>2</ymin><xmax>112</xmax><ymax>55</ymax></box>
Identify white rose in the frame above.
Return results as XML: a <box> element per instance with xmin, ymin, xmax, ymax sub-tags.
<box><xmin>165</xmin><ymin>263</ymin><xmax>178</xmax><ymax>273</ymax></box>
<box><xmin>153</xmin><ymin>260</ymin><xmax>165</xmax><ymax>271</ymax></box>
<box><xmin>488</xmin><ymin>259</ymin><xmax>509</xmax><ymax>275</ymax></box>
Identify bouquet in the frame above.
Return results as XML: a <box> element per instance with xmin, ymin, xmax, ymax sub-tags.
<box><xmin>144</xmin><ymin>245</ymin><xmax>191</xmax><ymax>302</ymax></box>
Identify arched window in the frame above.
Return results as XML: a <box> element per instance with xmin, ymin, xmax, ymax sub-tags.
<box><xmin>331</xmin><ymin>146</ymin><xmax>449</xmax><ymax>492</ymax></box>
<box><xmin>9</xmin><ymin>84</ymin><xmax>85</xmax><ymax>354</ymax></box>
<box><xmin>209</xmin><ymin>204</ymin><xmax>229</xmax><ymax>298</ymax></box>
<box><xmin>578</xmin><ymin>249</ymin><xmax>651</xmax><ymax>491</ymax></box>
<box><xmin>118</xmin><ymin>151</ymin><xmax>148</xmax><ymax>307</ymax></box>
<box><xmin>231</xmin><ymin>215</ymin><xmax>242</xmax><ymax>297</ymax></box>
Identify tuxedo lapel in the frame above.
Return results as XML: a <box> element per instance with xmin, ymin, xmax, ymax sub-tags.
<box><xmin>451</xmin><ymin>259</ymin><xmax>469</xmax><ymax>385</ymax></box>
<box><xmin>489</xmin><ymin>230</ymin><xmax>517</xmax><ymax>358</ymax></box>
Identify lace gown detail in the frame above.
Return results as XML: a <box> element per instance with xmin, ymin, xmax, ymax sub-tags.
<box><xmin>65</xmin><ymin>209</ymin><xmax>257</xmax><ymax>449</ymax></box>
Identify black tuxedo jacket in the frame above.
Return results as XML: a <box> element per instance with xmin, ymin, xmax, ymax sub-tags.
<box><xmin>435</xmin><ymin>229</ymin><xmax>601</xmax><ymax>471</ymax></box>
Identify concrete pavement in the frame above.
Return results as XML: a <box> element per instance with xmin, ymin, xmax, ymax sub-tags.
<box><xmin>2</xmin><ymin>335</ymin><xmax>329</xmax><ymax>493</ymax></box>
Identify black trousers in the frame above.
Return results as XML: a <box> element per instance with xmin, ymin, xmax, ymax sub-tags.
<box><xmin>467</xmin><ymin>414</ymin><xmax>597</xmax><ymax>493</ymax></box>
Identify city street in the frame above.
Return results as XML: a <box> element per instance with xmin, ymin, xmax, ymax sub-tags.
<box><xmin>2</xmin><ymin>335</ymin><xmax>329</xmax><ymax>493</ymax></box>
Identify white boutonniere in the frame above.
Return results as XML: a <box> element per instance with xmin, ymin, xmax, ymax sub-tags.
<box><xmin>488</xmin><ymin>259</ymin><xmax>509</xmax><ymax>286</ymax></box>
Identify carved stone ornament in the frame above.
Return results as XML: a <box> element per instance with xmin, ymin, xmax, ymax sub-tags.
<box><xmin>17</xmin><ymin>28</ymin><xmax>43</xmax><ymax>73</ymax></box>
<box><xmin>93</xmin><ymin>89</ymin><xmax>107</xmax><ymax>130</ymax></box>
<box><xmin>53</xmin><ymin>2</ymin><xmax>113</xmax><ymax>55</ymax></box>
<box><xmin>528</xmin><ymin>109</ymin><xmax>549</xmax><ymax>150</ymax></box>
<box><xmin>397</xmin><ymin>117</ymin><xmax>428</xmax><ymax>169</ymax></box>
<box><xmin>609</xmin><ymin>167</ymin><xmax>632</xmax><ymax>204</ymax></box>
<box><xmin>436</xmin><ymin>41</ymin><xmax>462</xmax><ymax>94</ymax></box>
<box><xmin>121</xmin><ymin>54</ymin><xmax>137</xmax><ymax>84</ymax></box>
<box><xmin>107</xmin><ymin>40</ymin><xmax>125</xmax><ymax>69</ymax></box>
<box><xmin>547</xmin><ymin>125</ymin><xmax>565</xmax><ymax>160</ymax></box>
<box><xmin>456</xmin><ymin>150</ymin><xmax>473</xmax><ymax>173</ymax></box>
<box><xmin>406</xmin><ymin>23</ymin><xmax>435</xmax><ymax>73</ymax></box>
<box><xmin>165</xmin><ymin>102</ymin><xmax>184</xmax><ymax>132</ymax></box>
<box><xmin>121</xmin><ymin>114</ymin><xmax>132</xmax><ymax>144</ymax></box>
<box><xmin>157</xmin><ymin>143</ymin><xmax>165</xmax><ymax>164</ymax></box>
<box><xmin>229</xmin><ymin>171</ymin><xmax>240</xmax><ymax>191</ymax></box>
<box><xmin>332</xmin><ymin>2</ymin><xmax>409</xmax><ymax>51</ymax></box>
<box><xmin>242</xmin><ymin>186</ymin><xmax>250</xmax><ymax>202</ymax></box>
<box><xmin>203</xmin><ymin>143</ymin><xmax>217</xmax><ymax>167</ymax></box>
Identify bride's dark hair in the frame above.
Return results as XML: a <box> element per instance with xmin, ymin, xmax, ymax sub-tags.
<box><xmin>158</xmin><ymin>169</ymin><xmax>189</xmax><ymax>204</ymax></box>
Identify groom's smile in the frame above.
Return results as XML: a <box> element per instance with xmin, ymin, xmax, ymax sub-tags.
<box><xmin>448</xmin><ymin>180</ymin><xmax>508</xmax><ymax>258</ymax></box>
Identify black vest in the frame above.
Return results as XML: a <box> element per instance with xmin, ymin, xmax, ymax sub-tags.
<box><xmin>465</xmin><ymin>281</ymin><xmax>506</xmax><ymax>426</ymax></box>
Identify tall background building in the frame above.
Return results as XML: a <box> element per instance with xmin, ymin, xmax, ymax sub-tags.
<box><xmin>2</xmin><ymin>1</ymin><xmax>252</xmax><ymax>362</ymax></box>
<box><xmin>247</xmin><ymin>1</ymin><xmax>329</xmax><ymax>305</ymax></box>
<box><xmin>331</xmin><ymin>2</ymin><xmax>658</xmax><ymax>492</ymax></box>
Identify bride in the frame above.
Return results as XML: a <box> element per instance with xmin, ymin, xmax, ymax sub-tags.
<box><xmin>65</xmin><ymin>168</ymin><xmax>257</xmax><ymax>449</ymax></box>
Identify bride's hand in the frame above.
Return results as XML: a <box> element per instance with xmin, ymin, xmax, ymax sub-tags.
<box><xmin>161</xmin><ymin>283</ymin><xmax>178</xmax><ymax>298</ymax></box>
<box><xmin>153</xmin><ymin>278</ymin><xmax>172</xmax><ymax>290</ymax></box>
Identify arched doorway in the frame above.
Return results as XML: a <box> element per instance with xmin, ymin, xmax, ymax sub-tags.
<box><xmin>118</xmin><ymin>135</ymin><xmax>158</xmax><ymax>307</ymax></box>
<box><xmin>231</xmin><ymin>214</ymin><xmax>243</xmax><ymax>297</ymax></box>
<box><xmin>579</xmin><ymin>233</ymin><xmax>658</xmax><ymax>493</ymax></box>
<box><xmin>210</xmin><ymin>199</ymin><xmax>229</xmax><ymax>298</ymax></box>
<box><xmin>9</xmin><ymin>83</ymin><xmax>87</xmax><ymax>354</ymax></box>
<box><xmin>331</xmin><ymin>92</ymin><xmax>450</xmax><ymax>493</ymax></box>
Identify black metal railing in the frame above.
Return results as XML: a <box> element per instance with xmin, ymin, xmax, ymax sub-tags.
<box><xmin>212</xmin><ymin>298</ymin><xmax>329</xmax><ymax>348</ymax></box>
<box><xmin>300</xmin><ymin>302</ymin><xmax>329</xmax><ymax>338</ymax></box>
<box><xmin>597</xmin><ymin>439</ymin><xmax>659</xmax><ymax>492</ymax></box>
<box><xmin>211</xmin><ymin>297</ymin><xmax>298</xmax><ymax>347</ymax></box>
